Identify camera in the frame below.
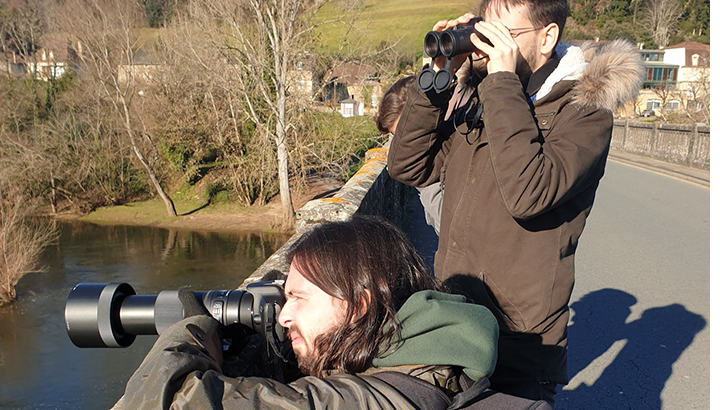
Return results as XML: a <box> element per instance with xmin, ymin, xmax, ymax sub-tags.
<box><xmin>419</xmin><ymin>17</ymin><xmax>492</xmax><ymax>93</ymax></box>
<box><xmin>65</xmin><ymin>280</ymin><xmax>286</xmax><ymax>348</ymax></box>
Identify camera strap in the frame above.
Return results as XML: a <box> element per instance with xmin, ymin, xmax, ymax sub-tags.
<box><xmin>264</xmin><ymin>301</ymin><xmax>290</xmax><ymax>363</ymax></box>
<box><xmin>451</xmin><ymin>86</ymin><xmax>482</xmax><ymax>139</ymax></box>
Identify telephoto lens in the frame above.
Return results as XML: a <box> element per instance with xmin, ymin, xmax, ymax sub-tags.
<box><xmin>65</xmin><ymin>281</ymin><xmax>285</xmax><ymax>348</ymax></box>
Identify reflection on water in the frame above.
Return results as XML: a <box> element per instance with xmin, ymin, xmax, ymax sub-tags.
<box><xmin>0</xmin><ymin>221</ymin><xmax>290</xmax><ymax>410</ymax></box>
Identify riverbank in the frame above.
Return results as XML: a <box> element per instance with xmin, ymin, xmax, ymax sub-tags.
<box><xmin>60</xmin><ymin>176</ymin><xmax>344</xmax><ymax>234</ymax></box>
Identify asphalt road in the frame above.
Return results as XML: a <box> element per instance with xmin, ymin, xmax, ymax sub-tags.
<box><xmin>402</xmin><ymin>159</ymin><xmax>710</xmax><ymax>410</ymax></box>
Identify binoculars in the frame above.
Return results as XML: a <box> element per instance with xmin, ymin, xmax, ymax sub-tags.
<box><xmin>65</xmin><ymin>280</ymin><xmax>286</xmax><ymax>348</ymax></box>
<box><xmin>418</xmin><ymin>17</ymin><xmax>491</xmax><ymax>93</ymax></box>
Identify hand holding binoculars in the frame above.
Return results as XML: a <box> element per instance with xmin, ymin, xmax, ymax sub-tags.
<box><xmin>418</xmin><ymin>17</ymin><xmax>492</xmax><ymax>93</ymax></box>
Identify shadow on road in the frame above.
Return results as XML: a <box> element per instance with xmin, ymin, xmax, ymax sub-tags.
<box><xmin>558</xmin><ymin>288</ymin><xmax>705</xmax><ymax>409</ymax></box>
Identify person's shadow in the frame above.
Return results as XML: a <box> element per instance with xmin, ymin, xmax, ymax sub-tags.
<box><xmin>557</xmin><ymin>289</ymin><xmax>706</xmax><ymax>410</ymax></box>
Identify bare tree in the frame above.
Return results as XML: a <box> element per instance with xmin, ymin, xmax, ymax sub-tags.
<box><xmin>1</xmin><ymin>0</ymin><xmax>47</xmax><ymax>129</ymax></box>
<box><xmin>1</xmin><ymin>0</ymin><xmax>44</xmax><ymax>79</ymax></box>
<box><xmin>154</xmin><ymin>13</ymin><xmax>278</xmax><ymax>207</ymax></box>
<box><xmin>54</xmin><ymin>0</ymin><xmax>177</xmax><ymax>217</ymax></box>
<box><xmin>651</xmin><ymin>81</ymin><xmax>679</xmax><ymax>121</ymax></box>
<box><xmin>641</xmin><ymin>0</ymin><xmax>683</xmax><ymax>47</ymax></box>
<box><xmin>679</xmin><ymin>66</ymin><xmax>710</xmax><ymax>124</ymax></box>
<box><xmin>630</xmin><ymin>0</ymin><xmax>645</xmax><ymax>25</ymax></box>
<box><xmin>0</xmin><ymin>193</ymin><xmax>57</xmax><ymax>305</ymax></box>
<box><xmin>179</xmin><ymin>0</ymin><xmax>365</xmax><ymax>229</ymax></box>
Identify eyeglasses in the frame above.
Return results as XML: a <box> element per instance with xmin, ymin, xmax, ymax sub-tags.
<box><xmin>505</xmin><ymin>26</ymin><xmax>543</xmax><ymax>38</ymax></box>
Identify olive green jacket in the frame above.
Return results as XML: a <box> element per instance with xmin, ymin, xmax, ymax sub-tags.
<box><xmin>387</xmin><ymin>40</ymin><xmax>644</xmax><ymax>384</ymax></box>
<box><xmin>112</xmin><ymin>290</ymin><xmax>498</xmax><ymax>410</ymax></box>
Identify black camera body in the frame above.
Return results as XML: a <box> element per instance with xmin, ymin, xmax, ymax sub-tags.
<box><xmin>419</xmin><ymin>17</ymin><xmax>491</xmax><ymax>93</ymax></box>
<box><xmin>65</xmin><ymin>280</ymin><xmax>286</xmax><ymax>348</ymax></box>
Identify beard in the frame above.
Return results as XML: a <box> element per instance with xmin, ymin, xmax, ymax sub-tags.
<box><xmin>287</xmin><ymin>324</ymin><xmax>320</xmax><ymax>375</ymax></box>
<box><xmin>296</xmin><ymin>350</ymin><xmax>316</xmax><ymax>375</ymax></box>
<box><xmin>516</xmin><ymin>41</ymin><xmax>539</xmax><ymax>82</ymax></box>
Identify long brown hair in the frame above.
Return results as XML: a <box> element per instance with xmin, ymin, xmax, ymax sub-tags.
<box><xmin>286</xmin><ymin>215</ymin><xmax>438</xmax><ymax>377</ymax></box>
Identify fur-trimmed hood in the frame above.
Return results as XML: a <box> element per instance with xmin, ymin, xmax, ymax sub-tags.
<box><xmin>457</xmin><ymin>39</ymin><xmax>644</xmax><ymax>112</ymax></box>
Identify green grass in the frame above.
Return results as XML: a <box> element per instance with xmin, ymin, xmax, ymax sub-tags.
<box><xmin>312</xmin><ymin>0</ymin><xmax>478</xmax><ymax>56</ymax></box>
<box><xmin>82</xmin><ymin>197</ymin><xmax>210</xmax><ymax>224</ymax></box>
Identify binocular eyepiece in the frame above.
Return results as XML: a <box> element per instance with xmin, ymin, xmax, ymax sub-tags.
<box><xmin>419</xmin><ymin>17</ymin><xmax>492</xmax><ymax>93</ymax></box>
<box><xmin>65</xmin><ymin>281</ymin><xmax>285</xmax><ymax>348</ymax></box>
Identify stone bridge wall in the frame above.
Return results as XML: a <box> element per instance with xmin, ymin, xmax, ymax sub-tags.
<box><xmin>611</xmin><ymin>120</ymin><xmax>710</xmax><ymax>170</ymax></box>
<box><xmin>240</xmin><ymin>142</ymin><xmax>411</xmax><ymax>287</ymax></box>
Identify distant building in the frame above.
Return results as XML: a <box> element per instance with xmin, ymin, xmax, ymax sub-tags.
<box><xmin>5</xmin><ymin>34</ymin><xmax>78</xmax><ymax>81</ymax></box>
<box><xmin>117</xmin><ymin>50</ymin><xmax>162</xmax><ymax>88</ymax></box>
<box><xmin>634</xmin><ymin>42</ymin><xmax>710</xmax><ymax>119</ymax></box>
<box><xmin>288</xmin><ymin>55</ymin><xmax>316</xmax><ymax>102</ymax></box>
<box><xmin>340</xmin><ymin>96</ymin><xmax>361</xmax><ymax>117</ymax></box>
<box><xmin>325</xmin><ymin>62</ymin><xmax>381</xmax><ymax>116</ymax></box>
<box><xmin>1</xmin><ymin>52</ymin><xmax>27</xmax><ymax>76</ymax></box>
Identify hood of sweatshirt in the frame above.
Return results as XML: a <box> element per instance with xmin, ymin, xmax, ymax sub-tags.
<box><xmin>371</xmin><ymin>290</ymin><xmax>499</xmax><ymax>381</ymax></box>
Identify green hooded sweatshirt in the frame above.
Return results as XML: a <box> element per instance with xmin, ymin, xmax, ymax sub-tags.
<box><xmin>372</xmin><ymin>290</ymin><xmax>499</xmax><ymax>381</ymax></box>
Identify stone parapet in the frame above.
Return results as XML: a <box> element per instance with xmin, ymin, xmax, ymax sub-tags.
<box><xmin>240</xmin><ymin>141</ymin><xmax>411</xmax><ymax>287</ymax></box>
<box><xmin>611</xmin><ymin>119</ymin><xmax>710</xmax><ymax>170</ymax></box>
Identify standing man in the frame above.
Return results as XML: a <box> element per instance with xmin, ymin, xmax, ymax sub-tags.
<box><xmin>387</xmin><ymin>0</ymin><xmax>643</xmax><ymax>405</ymax></box>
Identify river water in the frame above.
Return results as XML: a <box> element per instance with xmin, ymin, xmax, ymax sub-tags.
<box><xmin>0</xmin><ymin>221</ymin><xmax>290</xmax><ymax>410</ymax></box>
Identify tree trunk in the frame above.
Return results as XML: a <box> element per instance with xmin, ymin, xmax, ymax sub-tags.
<box><xmin>49</xmin><ymin>167</ymin><xmax>57</xmax><ymax>214</ymax></box>
<box><xmin>276</xmin><ymin>138</ymin><xmax>294</xmax><ymax>229</ymax></box>
<box><xmin>121</xmin><ymin>97</ymin><xmax>177</xmax><ymax>217</ymax></box>
<box><xmin>130</xmin><ymin>141</ymin><xmax>177</xmax><ymax>217</ymax></box>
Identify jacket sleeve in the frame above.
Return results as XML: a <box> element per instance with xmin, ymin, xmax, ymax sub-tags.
<box><xmin>112</xmin><ymin>316</ymin><xmax>414</xmax><ymax>410</ymax></box>
<box><xmin>478</xmin><ymin>72</ymin><xmax>613</xmax><ymax>220</ymax></box>
<box><xmin>387</xmin><ymin>84</ymin><xmax>455</xmax><ymax>188</ymax></box>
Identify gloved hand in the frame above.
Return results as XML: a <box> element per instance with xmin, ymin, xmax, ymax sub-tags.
<box><xmin>177</xmin><ymin>286</ymin><xmax>211</xmax><ymax>318</ymax></box>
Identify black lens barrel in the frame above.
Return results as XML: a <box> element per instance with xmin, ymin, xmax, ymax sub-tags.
<box><xmin>65</xmin><ymin>283</ymin><xmax>256</xmax><ymax>348</ymax></box>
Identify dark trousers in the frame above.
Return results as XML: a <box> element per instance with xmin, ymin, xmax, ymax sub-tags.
<box><xmin>489</xmin><ymin>380</ymin><xmax>557</xmax><ymax>408</ymax></box>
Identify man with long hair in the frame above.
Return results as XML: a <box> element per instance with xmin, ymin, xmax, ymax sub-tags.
<box><xmin>113</xmin><ymin>215</ymin><xmax>502</xmax><ymax>409</ymax></box>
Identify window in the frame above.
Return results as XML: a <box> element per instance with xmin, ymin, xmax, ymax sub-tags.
<box><xmin>688</xmin><ymin>100</ymin><xmax>704</xmax><ymax>111</ymax></box>
<box><xmin>665</xmin><ymin>100</ymin><xmax>680</xmax><ymax>111</ymax></box>
<box><xmin>652</xmin><ymin>68</ymin><xmax>663</xmax><ymax>81</ymax></box>
<box><xmin>647</xmin><ymin>100</ymin><xmax>662</xmax><ymax>110</ymax></box>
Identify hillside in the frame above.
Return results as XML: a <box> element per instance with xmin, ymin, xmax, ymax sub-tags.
<box><xmin>312</xmin><ymin>0</ymin><xmax>478</xmax><ymax>57</ymax></box>
<box><xmin>311</xmin><ymin>0</ymin><xmax>709</xmax><ymax>59</ymax></box>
